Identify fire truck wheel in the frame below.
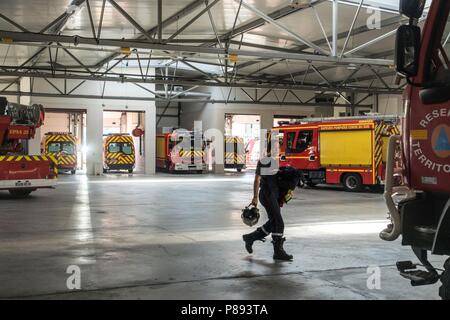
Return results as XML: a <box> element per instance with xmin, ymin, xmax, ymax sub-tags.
<box><xmin>237</xmin><ymin>168</ymin><xmax>242</xmax><ymax>172</ymax></box>
<box><xmin>71</xmin><ymin>170</ymin><xmax>76</xmax><ymax>175</ymax></box>
<box><xmin>343</xmin><ymin>173</ymin><xmax>363</xmax><ymax>192</ymax></box>
<box><xmin>9</xmin><ymin>189</ymin><xmax>33</xmax><ymax>198</ymax></box>
<box><xmin>439</xmin><ymin>258</ymin><xmax>450</xmax><ymax>300</ymax></box>
<box><xmin>103</xmin><ymin>168</ymin><xmax>108</xmax><ymax>174</ymax></box>
<box><xmin>128</xmin><ymin>169</ymin><xmax>133</xmax><ymax>173</ymax></box>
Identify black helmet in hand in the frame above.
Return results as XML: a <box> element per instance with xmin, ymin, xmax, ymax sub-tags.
<box><xmin>241</xmin><ymin>205</ymin><xmax>260</xmax><ymax>227</ymax></box>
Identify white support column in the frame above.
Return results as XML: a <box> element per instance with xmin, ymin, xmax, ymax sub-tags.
<box><xmin>260</xmin><ymin>111</ymin><xmax>273</xmax><ymax>133</ymax></box>
<box><xmin>86</xmin><ymin>107</ymin><xmax>104</xmax><ymax>175</ymax></box>
<box><xmin>332</xmin><ymin>0</ymin><xmax>338</xmax><ymax>57</ymax></box>
<box><xmin>144</xmin><ymin>104</ymin><xmax>156</xmax><ymax>175</ymax></box>
<box><xmin>212</xmin><ymin>110</ymin><xmax>225</xmax><ymax>174</ymax></box>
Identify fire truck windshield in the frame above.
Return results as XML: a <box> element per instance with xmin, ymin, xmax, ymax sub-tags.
<box><xmin>286</xmin><ymin>131</ymin><xmax>313</xmax><ymax>153</ymax></box>
<box><xmin>48</xmin><ymin>142</ymin><xmax>75</xmax><ymax>155</ymax></box>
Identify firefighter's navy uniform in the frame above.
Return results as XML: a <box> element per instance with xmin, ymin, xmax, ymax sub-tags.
<box><xmin>256</xmin><ymin>157</ymin><xmax>285</xmax><ymax>238</ymax></box>
<box><xmin>243</xmin><ymin>157</ymin><xmax>299</xmax><ymax>261</ymax></box>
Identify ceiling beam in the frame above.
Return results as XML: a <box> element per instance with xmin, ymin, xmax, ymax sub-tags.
<box><xmin>0</xmin><ymin>13</ymin><xmax>29</xmax><ymax>32</ymax></box>
<box><xmin>270</xmin><ymin>49</ymin><xmax>394</xmax><ymax>81</ymax></box>
<box><xmin>0</xmin><ymin>30</ymin><xmax>393</xmax><ymax>66</ymax></box>
<box><xmin>1</xmin><ymin>90</ymin><xmax>374</xmax><ymax>107</ymax></box>
<box><xmin>0</xmin><ymin>69</ymin><xmax>402</xmax><ymax>94</ymax></box>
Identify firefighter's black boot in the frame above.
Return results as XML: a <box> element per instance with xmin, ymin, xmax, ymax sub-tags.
<box><xmin>272</xmin><ymin>236</ymin><xmax>293</xmax><ymax>261</ymax></box>
<box><xmin>242</xmin><ymin>228</ymin><xmax>267</xmax><ymax>254</ymax></box>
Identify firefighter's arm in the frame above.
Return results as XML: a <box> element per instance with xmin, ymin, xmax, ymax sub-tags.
<box><xmin>251</xmin><ymin>174</ymin><xmax>260</xmax><ymax>207</ymax></box>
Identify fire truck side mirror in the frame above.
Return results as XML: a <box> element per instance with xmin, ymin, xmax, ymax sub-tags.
<box><xmin>395</xmin><ymin>25</ymin><xmax>421</xmax><ymax>78</ymax></box>
<box><xmin>399</xmin><ymin>0</ymin><xmax>425</xmax><ymax>19</ymax></box>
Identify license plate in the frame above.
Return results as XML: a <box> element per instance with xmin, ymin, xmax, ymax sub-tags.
<box><xmin>15</xmin><ymin>180</ymin><xmax>32</xmax><ymax>187</ymax></box>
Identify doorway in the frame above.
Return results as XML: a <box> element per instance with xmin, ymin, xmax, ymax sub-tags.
<box><xmin>103</xmin><ymin>111</ymin><xmax>145</xmax><ymax>173</ymax></box>
<box><xmin>224</xmin><ymin>114</ymin><xmax>261</xmax><ymax>169</ymax></box>
<box><xmin>41</xmin><ymin>109</ymin><xmax>87</xmax><ymax>173</ymax></box>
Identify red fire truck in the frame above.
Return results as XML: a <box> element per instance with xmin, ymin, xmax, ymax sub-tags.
<box><xmin>156</xmin><ymin>130</ymin><xmax>207</xmax><ymax>173</ymax></box>
<box><xmin>380</xmin><ymin>0</ymin><xmax>450</xmax><ymax>299</ymax></box>
<box><xmin>0</xmin><ymin>97</ymin><xmax>57</xmax><ymax>197</ymax></box>
<box><xmin>275</xmin><ymin>116</ymin><xmax>399</xmax><ymax>191</ymax></box>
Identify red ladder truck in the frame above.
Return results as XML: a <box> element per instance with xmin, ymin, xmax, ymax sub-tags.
<box><xmin>0</xmin><ymin>97</ymin><xmax>57</xmax><ymax>197</ymax></box>
<box><xmin>380</xmin><ymin>0</ymin><xmax>450</xmax><ymax>299</ymax></box>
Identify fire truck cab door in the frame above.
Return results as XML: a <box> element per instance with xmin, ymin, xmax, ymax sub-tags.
<box><xmin>282</xmin><ymin>130</ymin><xmax>317</xmax><ymax>169</ymax></box>
<box><xmin>408</xmin><ymin>4</ymin><xmax>450</xmax><ymax>194</ymax></box>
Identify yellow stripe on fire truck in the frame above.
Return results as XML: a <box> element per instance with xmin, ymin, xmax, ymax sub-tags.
<box><xmin>374</xmin><ymin>124</ymin><xmax>384</xmax><ymax>169</ymax></box>
<box><xmin>373</xmin><ymin>123</ymin><xmax>400</xmax><ymax>168</ymax></box>
<box><xmin>0</xmin><ymin>155</ymin><xmax>57</xmax><ymax>163</ymax></box>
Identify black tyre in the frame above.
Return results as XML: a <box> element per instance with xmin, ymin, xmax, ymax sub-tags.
<box><xmin>237</xmin><ymin>168</ymin><xmax>242</xmax><ymax>172</ymax></box>
<box><xmin>439</xmin><ymin>258</ymin><xmax>450</xmax><ymax>300</ymax></box>
<box><xmin>342</xmin><ymin>173</ymin><xmax>363</xmax><ymax>192</ymax></box>
<box><xmin>128</xmin><ymin>169</ymin><xmax>133</xmax><ymax>173</ymax></box>
<box><xmin>71</xmin><ymin>170</ymin><xmax>76</xmax><ymax>175</ymax></box>
<box><xmin>103</xmin><ymin>168</ymin><xmax>107</xmax><ymax>174</ymax></box>
<box><xmin>9</xmin><ymin>189</ymin><xmax>33</xmax><ymax>198</ymax></box>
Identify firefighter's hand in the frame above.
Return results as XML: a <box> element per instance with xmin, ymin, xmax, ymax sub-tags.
<box><xmin>251</xmin><ymin>196</ymin><xmax>258</xmax><ymax>207</ymax></box>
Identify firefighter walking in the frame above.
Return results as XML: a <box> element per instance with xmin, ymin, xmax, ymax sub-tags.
<box><xmin>243</xmin><ymin>157</ymin><xmax>301</xmax><ymax>261</ymax></box>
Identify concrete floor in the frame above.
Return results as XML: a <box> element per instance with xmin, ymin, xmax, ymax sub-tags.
<box><xmin>0</xmin><ymin>172</ymin><xmax>445</xmax><ymax>300</ymax></box>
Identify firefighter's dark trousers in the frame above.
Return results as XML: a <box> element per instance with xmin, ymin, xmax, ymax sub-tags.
<box><xmin>259</xmin><ymin>188</ymin><xmax>284</xmax><ymax>237</ymax></box>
